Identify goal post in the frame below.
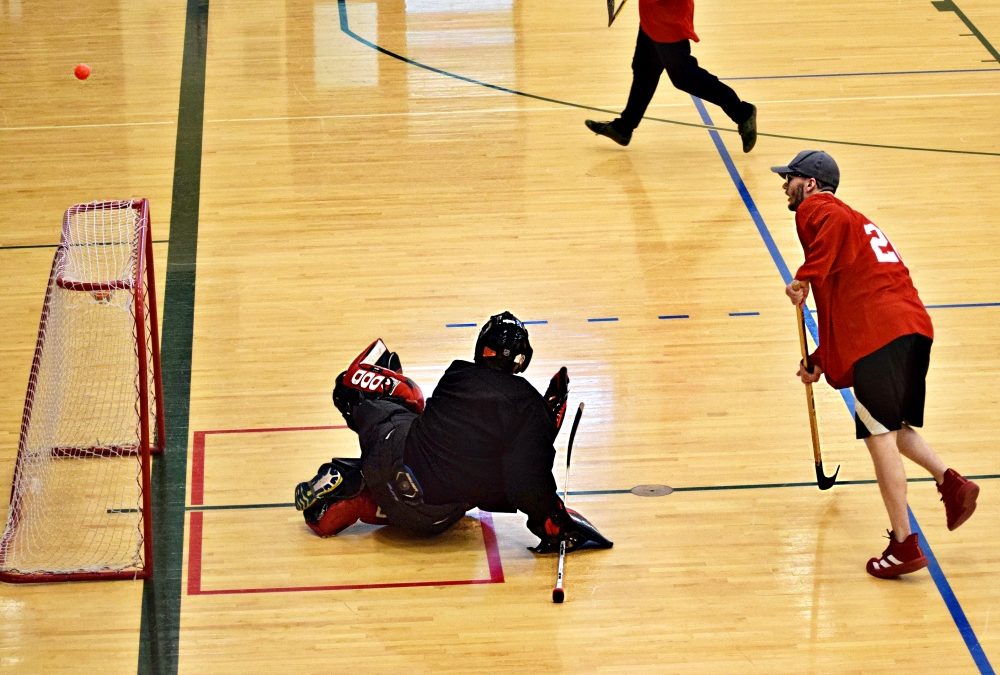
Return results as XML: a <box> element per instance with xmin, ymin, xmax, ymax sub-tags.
<box><xmin>0</xmin><ymin>198</ymin><xmax>164</xmax><ymax>583</ymax></box>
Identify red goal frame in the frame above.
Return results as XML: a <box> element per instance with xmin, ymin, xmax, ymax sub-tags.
<box><xmin>0</xmin><ymin>198</ymin><xmax>164</xmax><ymax>583</ymax></box>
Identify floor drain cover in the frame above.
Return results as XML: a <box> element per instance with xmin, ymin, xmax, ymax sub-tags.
<box><xmin>630</xmin><ymin>484</ymin><xmax>673</xmax><ymax>497</ymax></box>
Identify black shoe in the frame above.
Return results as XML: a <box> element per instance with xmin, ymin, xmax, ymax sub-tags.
<box><xmin>585</xmin><ymin>119</ymin><xmax>631</xmax><ymax>146</ymax></box>
<box><xmin>738</xmin><ymin>104</ymin><xmax>757</xmax><ymax>153</ymax></box>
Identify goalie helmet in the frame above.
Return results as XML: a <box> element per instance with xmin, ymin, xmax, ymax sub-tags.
<box><xmin>474</xmin><ymin>311</ymin><xmax>533</xmax><ymax>374</ymax></box>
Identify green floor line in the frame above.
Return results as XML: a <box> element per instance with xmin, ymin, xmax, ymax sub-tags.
<box><xmin>137</xmin><ymin>1</ymin><xmax>208</xmax><ymax>674</ymax></box>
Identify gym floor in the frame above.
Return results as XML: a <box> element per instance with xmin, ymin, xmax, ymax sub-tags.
<box><xmin>1</xmin><ymin>0</ymin><xmax>998</xmax><ymax>672</ymax></box>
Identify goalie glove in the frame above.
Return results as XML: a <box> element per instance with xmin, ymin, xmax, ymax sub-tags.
<box><xmin>543</xmin><ymin>366</ymin><xmax>569</xmax><ymax>435</ymax></box>
<box><xmin>332</xmin><ymin>339</ymin><xmax>425</xmax><ymax>431</ymax></box>
<box><xmin>528</xmin><ymin>503</ymin><xmax>613</xmax><ymax>554</ymax></box>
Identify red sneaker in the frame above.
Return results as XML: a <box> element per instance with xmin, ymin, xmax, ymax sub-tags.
<box><xmin>866</xmin><ymin>531</ymin><xmax>928</xmax><ymax>579</ymax></box>
<box><xmin>938</xmin><ymin>468</ymin><xmax>980</xmax><ymax>531</ymax></box>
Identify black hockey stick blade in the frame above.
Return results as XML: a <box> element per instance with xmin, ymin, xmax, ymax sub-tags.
<box><xmin>816</xmin><ymin>460</ymin><xmax>840</xmax><ymax>490</ymax></box>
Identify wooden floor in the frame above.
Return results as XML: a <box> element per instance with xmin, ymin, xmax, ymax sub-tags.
<box><xmin>2</xmin><ymin>0</ymin><xmax>998</xmax><ymax>672</ymax></box>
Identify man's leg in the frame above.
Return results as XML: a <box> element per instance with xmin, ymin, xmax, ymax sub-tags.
<box><xmin>618</xmin><ymin>28</ymin><xmax>665</xmax><ymax>131</ymax></box>
<box><xmin>656</xmin><ymin>39</ymin><xmax>756</xmax><ymax>152</ymax></box>
<box><xmin>585</xmin><ymin>28</ymin><xmax>662</xmax><ymax>145</ymax></box>
<box><xmin>864</xmin><ymin>431</ymin><xmax>911</xmax><ymax>540</ymax></box>
<box><xmin>656</xmin><ymin>40</ymin><xmax>752</xmax><ymax>124</ymax></box>
<box><xmin>895</xmin><ymin>333</ymin><xmax>979</xmax><ymax>530</ymax></box>
<box><xmin>899</xmin><ymin>424</ymin><xmax>980</xmax><ymax>529</ymax></box>
<box><xmin>863</xmin><ymin>429</ymin><xmax>929</xmax><ymax>578</ymax></box>
<box><xmin>896</xmin><ymin>425</ymin><xmax>946</xmax><ymax>482</ymax></box>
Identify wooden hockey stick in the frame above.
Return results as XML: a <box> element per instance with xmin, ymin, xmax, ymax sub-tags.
<box><xmin>795</xmin><ymin>301</ymin><xmax>840</xmax><ymax>490</ymax></box>
<box><xmin>552</xmin><ymin>401</ymin><xmax>584</xmax><ymax>603</ymax></box>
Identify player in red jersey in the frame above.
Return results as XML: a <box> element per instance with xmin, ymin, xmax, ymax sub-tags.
<box><xmin>585</xmin><ymin>0</ymin><xmax>757</xmax><ymax>152</ymax></box>
<box><xmin>775</xmin><ymin>150</ymin><xmax>980</xmax><ymax>579</ymax></box>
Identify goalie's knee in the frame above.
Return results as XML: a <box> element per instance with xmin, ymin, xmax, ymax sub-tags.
<box><xmin>304</xmin><ymin>489</ymin><xmax>382</xmax><ymax>537</ymax></box>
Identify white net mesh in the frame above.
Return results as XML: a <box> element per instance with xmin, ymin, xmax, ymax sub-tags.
<box><xmin>0</xmin><ymin>200</ymin><xmax>160</xmax><ymax>581</ymax></box>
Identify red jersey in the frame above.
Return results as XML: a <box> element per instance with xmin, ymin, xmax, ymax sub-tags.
<box><xmin>638</xmin><ymin>0</ymin><xmax>699</xmax><ymax>43</ymax></box>
<box><xmin>794</xmin><ymin>192</ymin><xmax>933</xmax><ymax>389</ymax></box>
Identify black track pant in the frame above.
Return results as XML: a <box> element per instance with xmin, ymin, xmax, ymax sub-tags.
<box><xmin>620</xmin><ymin>28</ymin><xmax>748</xmax><ymax>130</ymax></box>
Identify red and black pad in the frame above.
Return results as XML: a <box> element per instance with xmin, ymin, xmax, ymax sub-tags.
<box><xmin>543</xmin><ymin>367</ymin><xmax>569</xmax><ymax>435</ymax></box>
<box><xmin>530</xmin><ymin>506</ymin><xmax>614</xmax><ymax>554</ymax></box>
<box><xmin>345</xmin><ymin>338</ymin><xmax>425</xmax><ymax>412</ymax></box>
<box><xmin>304</xmin><ymin>488</ymin><xmax>382</xmax><ymax>537</ymax></box>
<box><xmin>333</xmin><ymin>339</ymin><xmax>425</xmax><ymax>429</ymax></box>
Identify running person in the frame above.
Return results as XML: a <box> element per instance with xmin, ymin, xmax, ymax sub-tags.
<box><xmin>585</xmin><ymin>0</ymin><xmax>757</xmax><ymax>152</ymax></box>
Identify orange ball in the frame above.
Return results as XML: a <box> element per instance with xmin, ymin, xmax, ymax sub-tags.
<box><xmin>74</xmin><ymin>63</ymin><xmax>91</xmax><ymax>80</ymax></box>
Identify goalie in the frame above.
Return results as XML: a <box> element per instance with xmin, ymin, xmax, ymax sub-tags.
<box><xmin>294</xmin><ymin>311</ymin><xmax>612</xmax><ymax>555</ymax></box>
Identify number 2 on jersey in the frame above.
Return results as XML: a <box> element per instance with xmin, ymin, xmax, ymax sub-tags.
<box><xmin>864</xmin><ymin>223</ymin><xmax>900</xmax><ymax>263</ymax></box>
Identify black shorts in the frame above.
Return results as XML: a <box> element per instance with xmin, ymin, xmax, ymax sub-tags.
<box><xmin>852</xmin><ymin>334</ymin><xmax>932</xmax><ymax>439</ymax></box>
<box><xmin>354</xmin><ymin>399</ymin><xmax>468</xmax><ymax>535</ymax></box>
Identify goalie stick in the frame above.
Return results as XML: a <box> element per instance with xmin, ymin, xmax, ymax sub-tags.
<box><xmin>606</xmin><ymin>0</ymin><xmax>628</xmax><ymax>27</ymax></box>
<box><xmin>552</xmin><ymin>401</ymin><xmax>584</xmax><ymax>604</ymax></box>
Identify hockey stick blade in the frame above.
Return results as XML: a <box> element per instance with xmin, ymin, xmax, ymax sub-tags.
<box><xmin>816</xmin><ymin>460</ymin><xmax>841</xmax><ymax>491</ymax></box>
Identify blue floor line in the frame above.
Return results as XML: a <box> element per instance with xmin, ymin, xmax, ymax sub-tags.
<box><xmin>691</xmin><ymin>94</ymin><xmax>992</xmax><ymax>674</ymax></box>
<box><xmin>909</xmin><ymin>509</ymin><xmax>995</xmax><ymax>673</ymax></box>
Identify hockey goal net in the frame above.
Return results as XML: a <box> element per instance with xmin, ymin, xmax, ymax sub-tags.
<box><xmin>0</xmin><ymin>199</ymin><xmax>164</xmax><ymax>583</ymax></box>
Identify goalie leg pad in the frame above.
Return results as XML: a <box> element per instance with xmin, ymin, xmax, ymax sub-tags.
<box><xmin>304</xmin><ymin>488</ymin><xmax>381</xmax><ymax>537</ymax></box>
<box><xmin>332</xmin><ymin>374</ymin><xmax>364</xmax><ymax>431</ymax></box>
<box><xmin>332</xmin><ymin>340</ymin><xmax>426</xmax><ymax>431</ymax></box>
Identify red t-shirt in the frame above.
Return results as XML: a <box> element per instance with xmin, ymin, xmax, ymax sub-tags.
<box><xmin>638</xmin><ymin>0</ymin><xmax>699</xmax><ymax>43</ymax></box>
<box><xmin>794</xmin><ymin>192</ymin><xmax>933</xmax><ymax>389</ymax></box>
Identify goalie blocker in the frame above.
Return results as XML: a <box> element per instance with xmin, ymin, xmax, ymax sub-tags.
<box><xmin>296</xmin><ymin>314</ymin><xmax>612</xmax><ymax>554</ymax></box>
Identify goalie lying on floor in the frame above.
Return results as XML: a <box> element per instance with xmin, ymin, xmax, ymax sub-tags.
<box><xmin>294</xmin><ymin>311</ymin><xmax>612</xmax><ymax>555</ymax></box>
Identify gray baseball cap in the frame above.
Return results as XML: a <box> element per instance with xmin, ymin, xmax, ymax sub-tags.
<box><xmin>770</xmin><ymin>150</ymin><xmax>840</xmax><ymax>191</ymax></box>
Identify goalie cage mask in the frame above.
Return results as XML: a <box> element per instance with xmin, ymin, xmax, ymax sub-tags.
<box><xmin>474</xmin><ymin>311</ymin><xmax>533</xmax><ymax>374</ymax></box>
